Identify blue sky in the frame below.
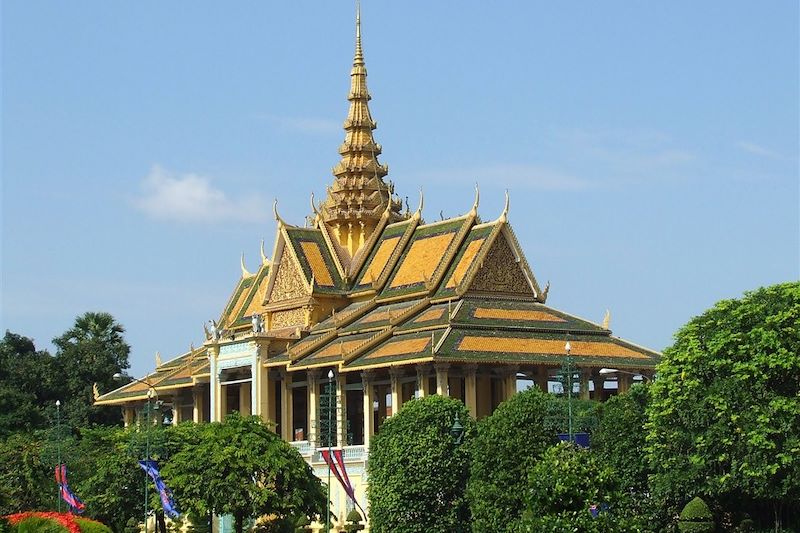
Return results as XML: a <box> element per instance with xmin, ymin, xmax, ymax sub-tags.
<box><xmin>2</xmin><ymin>1</ymin><xmax>798</xmax><ymax>378</ymax></box>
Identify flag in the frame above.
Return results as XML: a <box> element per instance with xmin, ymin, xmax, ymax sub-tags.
<box><xmin>320</xmin><ymin>450</ymin><xmax>366</xmax><ymax>516</ymax></box>
<box><xmin>55</xmin><ymin>464</ymin><xmax>85</xmax><ymax>514</ymax></box>
<box><xmin>138</xmin><ymin>459</ymin><xmax>180</xmax><ymax>518</ymax></box>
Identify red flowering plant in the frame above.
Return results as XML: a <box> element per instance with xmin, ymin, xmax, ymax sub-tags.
<box><xmin>6</xmin><ymin>511</ymin><xmax>82</xmax><ymax>533</ymax></box>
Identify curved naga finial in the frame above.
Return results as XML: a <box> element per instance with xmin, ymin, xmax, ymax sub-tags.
<box><xmin>240</xmin><ymin>252</ymin><xmax>252</xmax><ymax>277</ymax></box>
<box><xmin>273</xmin><ymin>198</ymin><xmax>286</xmax><ymax>226</ymax></box>
<box><xmin>260</xmin><ymin>239</ymin><xmax>270</xmax><ymax>266</ymax></box>
<box><xmin>540</xmin><ymin>280</ymin><xmax>550</xmax><ymax>303</ymax></box>
<box><xmin>310</xmin><ymin>192</ymin><xmax>321</xmax><ymax>220</ymax></box>
<box><xmin>413</xmin><ymin>188</ymin><xmax>424</xmax><ymax>219</ymax></box>
<box><xmin>498</xmin><ymin>189</ymin><xmax>510</xmax><ymax>223</ymax></box>
<box><xmin>471</xmin><ymin>182</ymin><xmax>480</xmax><ymax>215</ymax></box>
<box><xmin>602</xmin><ymin>309</ymin><xmax>611</xmax><ymax>330</ymax></box>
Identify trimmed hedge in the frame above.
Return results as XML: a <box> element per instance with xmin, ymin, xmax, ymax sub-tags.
<box><xmin>4</xmin><ymin>512</ymin><xmax>112</xmax><ymax>533</ymax></box>
<box><xmin>678</xmin><ymin>497</ymin><xmax>714</xmax><ymax>533</ymax></box>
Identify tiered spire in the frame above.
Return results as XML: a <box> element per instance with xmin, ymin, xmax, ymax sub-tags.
<box><xmin>320</xmin><ymin>2</ymin><xmax>404</xmax><ymax>256</ymax></box>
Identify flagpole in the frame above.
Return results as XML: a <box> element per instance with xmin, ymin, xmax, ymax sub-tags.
<box><xmin>113</xmin><ymin>372</ymin><xmax>158</xmax><ymax>533</ymax></box>
<box><xmin>326</xmin><ymin>369</ymin><xmax>334</xmax><ymax>532</ymax></box>
<box><xmin>56</xmin><ymin>399</ymin><xmax>61</xmax><ymax>513</ymax></box>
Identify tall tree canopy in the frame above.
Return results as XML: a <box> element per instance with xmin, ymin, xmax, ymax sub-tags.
<box><xmin>367</xmin><ymin>395</ymin><xmax>474</xmax><ymax>533</ymax></box>
<box><xmin>647</xmin><ymin>282</ymin><xmax>800</xmax><ymax>530</ymax></box>
<box><xmin>0</xmin><ymin>332</ymin><xmax>61</xmax><ymax>436</ymax></box>
<box><xmin>592</xmin><ymin>383</ymin><xmax>650</xmax><ymax>497</ymax></box>
<box><xmin>467</xmin><ymin>386</ymin><xmax>556</xmax><ymax>532</ymax></box>
<box><xmin>53</xmin><ymin>312</ymin><xmax>130</xmax><ymax>427</ymax></box>
<box><xmin>162</xmin><ymin>414</ymin><xmax>326</xmax><ymax>533</ymax></box>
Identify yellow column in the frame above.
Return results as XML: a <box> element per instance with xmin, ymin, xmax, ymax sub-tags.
<box><xmin>171</xmin><ymin>398</ymin><xmax>181</xmax><ymax>426</ymax></box>
<box><xmin>280</xmin><ymin>370</ymin><xmax>293</xmax><ymax>441</ymax></box>
<box><xmin>435</xmin><ymin>364</ymin><xmax>450</xmax><ymax>396</ymax></box>
<box><xmin>389</xmin><ymin>368</ymin><xmax>402</xmax><ymax>416</ymax></box>
<box><xmin>218</xmin><ymin>384</ymin><xmax>228</xmax><ymax>421</ymax></box>
<box><xmin>239</xmin><ymin>383</ymin><xmax>251</xmax><ymax>416</ymax></box>
<box><xmin>123</xmin><ymin>405</ymin><xmax>135</xmax><ymax>428</ymax></box>
<box><xmin>504</xmin><ymin>366</ymin><xmax>519</xmax><ymax>401</ymax></box>
<box><xmin>534</xmin><ymin>367</ymin><xmax>549</xmax><ymax>393</ymax></box>
<box><xmin>307</xmin><ymin>370</ymin><xmax>320</xmax><ymax>445</ymax></box>
<box><xmin>464</xmin><ymin>365</ymin><xmax>478</xmax><ymax>417</ymax></box>
<box><xmin>416</xmin><ymin>365</ymin><xmax>430</xmax><ymax>398</ymax></box>
<box><xmin>208</xmin><ymin>345</ymin><xmax>221</xmax><ymax>422</ymax></box>
<box><xmin>362</xmin><ymin>371</ymin><xmax>375</xmax><ymax>448</ymax></box>
<box><xmin>192</xmin><ymin>386</ymin><xmax>202</xmax><ymax>423</ymax></box>
<box><xmin>618</xmin><ymin>374</ymin><xmax>632</xmax><ymax>394</ymax></box>
<box><xmin>579</xmin><ymin>369</ymin><xmax>591</xmax><ymax>400</ymax></box>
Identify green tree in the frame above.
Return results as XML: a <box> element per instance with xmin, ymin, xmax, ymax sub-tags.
<box><xmin>467</xmin><ymin>386</ymin><xmax>556</xmax><ymax>532</ymax></box>
<box><xmin>0</xmin><ymin>332</ymin><xmax>61</xmax><ymax>436</ymax></box>
<box><xmin>519</xmin><ymin>442</ymin><xmax>647</xmax><ymax>532</ymax></box>
<box><xmin>53</xmin><ymin>312</ymin><xmax>131</xmax><ymax>428</ymax></box>
<box><xmin>162</xmin><ymin>414</ymin><xmax>325</xmax><ymax>533</ymax></box>
<box><xmin>0</xmin><ymin>432</ymin><xmax>53</xmax><ymax>514</ymax></box>
<box><xmin>593</xmin><ymin>384</ymin><xmax>650</xmax><ymax>496</ymax></box>
<box><xmin>543</xmin><ymin>395</ymin><xmax>600</xmax><ymax>436</ymax></box>
<box><xmin>367</xmin><ymin>395</ymin><xmax>474</xmax><ymax>533</ymax></box>
<box><xmin>647</xmin><ymin>282</ymin><xmax>800</xmax><ymax>530</ymax></box>
<box><xmin>73</xmin><ymin>426</ymin><xmax>147</xmax><ymax>532</ymax></box>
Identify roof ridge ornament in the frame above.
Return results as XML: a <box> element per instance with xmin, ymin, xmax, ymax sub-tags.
<box><xmin>273</xmin><ymin>198</ymin><xmax>287</xmax><ymax>227</ymax></box>
<box><xmin>471</xmin><ymin>183</ymin><xmax>480</xmax><ymax>215</ymax></box>
<box><xmin>260</xmin><ymin>240</ymin><xmax>270</xmax><ymax>266</ymax></box>
<box><xmin>413</xmin><ymin>188</ymin><xmax>424</xmax><ymax>220</ymax></box>
<box><xmin>241</xmin><ymin>253</ymin><xmax>252</xmax><ymax>277</ymax></box>
<box><xmin>498</xmin><ymin>189</ymin><xmax>510</xmax><ymax>223</ymax></box>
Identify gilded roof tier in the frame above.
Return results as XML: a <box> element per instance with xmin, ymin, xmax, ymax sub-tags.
<box><xmin>320</xmin><ymin>4</ymin><xmax>403</xmax><ymax>229</ymax></box>
<box><xmin>97</xmin><ymin>6</ymin><xmax>660</xmax><ymax>408</ymax></box>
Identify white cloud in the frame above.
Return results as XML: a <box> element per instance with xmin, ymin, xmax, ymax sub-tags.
<box><xmin>255</xmin><ymin>114</ymin><xmax>340</xmax><ymax>134</ymax></box>
<box><xmin>556</xmin><ymin>127</ymin><xmax>695</xmax><ymax>170</ymax></box>
<box><xmin>736</xmin><ymin>141</ymin><xmax>781</xmax><ymax>159</ymax></box>
<box><xmin>132</xmin><ymin>165</ymin><xmax>267</xmax><ymax>223</ymax></box>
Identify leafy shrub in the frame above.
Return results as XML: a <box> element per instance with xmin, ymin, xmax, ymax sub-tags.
<box><xmin>518</xmin><ymin>442</ymin><xmax>648</xmax><ymax>532</ymax></box>
<box><xmin>367</xmin><ymin>396</ymin><xmax>474</xmax><ymax>533</ymax></box>
<box><xmin>14</xmin><ymin>516</ymin><xmax>66</xmax><ymax>533</ymax></box>
<box><xmin>75</xmin><ymin>517</ymin><xmax>113</xmax><ymax>533</ymax></box>
<box><xmin>468</xmin><ymin>386</ymin><xmax>555</xmax><ymax>532</ymax></box>
<box><xmin>342</xmin><ymin>509</ymin><xmax>364</xmax><ymax>532</ymax></box>
<box><xmin>678</xmin><ymin>497</ymin><xmax>714</xmax><ymax>533</ymax></box>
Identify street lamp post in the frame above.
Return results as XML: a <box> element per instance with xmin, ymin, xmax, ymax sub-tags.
<box><xmin>114</xmin><ymin>373</ymin><xmax>159</xmax><ymax>533</ymax></box>
<box><xmin>450</xmin><ymin>413</ymin><xmax>465</xmax><ymax>445</ymax></box>
<box><xmin>326</xmin><ymin>369</ymin><xmax>334</xmax><ymax>533</ymax></box>
<box><xmin>55</xmin><ymin>399</ymin><xmax>61</xmax><ymax>513</ymax></box>
<box><xmin>598</xmin><ymin>368</ymin><xmax>651</xmax><ymax>383</ymax></box>
<box><xmin>565</xmin><ymin>341</ymin><xmax>573</xmax><ymax>444</ymax></box>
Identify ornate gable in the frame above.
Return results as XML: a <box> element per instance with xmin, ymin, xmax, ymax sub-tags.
<box><xmin>269</xmin><ymin>250</ymin><xmax>309</xmax><ymax>303</ymax></box>
<box><xmin>468</xmin><ymin>233</ymin><xmax>534</xmax><ymax>295</ymax></box>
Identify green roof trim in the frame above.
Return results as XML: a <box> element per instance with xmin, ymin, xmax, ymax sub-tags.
<box><xmin>352</xmin><ymin>219</ymin><xmax>415</xmax><ymax>289</ymax></box>
<box><xmin>436</xmin><ymin>328</ymin><xmax>659</xmax><ymax>368</ymax></box>
<box><xmin>379</xmin><ymin>218</ymin><xmax>468</xmax><ymax>299</ymax></box>
<box><xmin>344</xmin><ymin>329</ymin><xmax>440</xmax><ymax>369</ymax></box>
<box><xmin>231</xmin><ymin>264</ymin><xmax>271</xmax><ymax>323</ymax></box>
<box><xmin>285</xmin><ymin>227</ymin><xmax>346</xmax><ymax>293</ymax></box>
<box><xmin>451</xmin><ymin>298</ymin><xmax>607</xmax><ymax>333</ymax></box>
<box><xmin>291</xmin><ymin>331</ymin><xmax>376</xmax><ymax>369</ymax></box>
<box><xmin>341</xmin><ymin>300</ymin><xmax>421</xmax><ymax>333</ymax></box>
<box><xmin>433</xmin><ymin>223</ymin><xmax>496</xmax><ymax>299</ymax></box>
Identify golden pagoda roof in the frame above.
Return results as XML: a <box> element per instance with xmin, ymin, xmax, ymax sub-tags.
<box><xmin>320</xmin><ymin>2</ymin><xmax>404</xmax><ymax>229</ymax></box>
<box><xmin>96</xmin><ymin>6</ymin><xmax>660</xmax><ymax>408</ymax></box>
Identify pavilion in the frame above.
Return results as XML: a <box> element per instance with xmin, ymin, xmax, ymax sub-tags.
<box><xmin>96</xmin><ymin>5</ymin><xmax>659</xmax><ymax>529</ymax></box>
